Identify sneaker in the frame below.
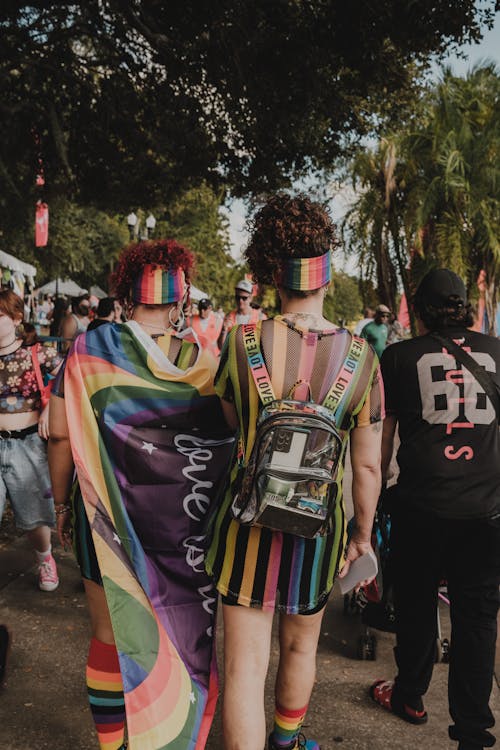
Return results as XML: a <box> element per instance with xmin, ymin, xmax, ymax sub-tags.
<box><xmin>268</xmin><ymin>732</ymin><xmax>320</xmax><ymax>749</ymax></box>
<box><xmin>370</xmin><ymin>679</ymin><xmax>428</xmax><ymax>725</ymax></box>
<box><xmin>38</xmin><ymin>554</ymin><xmax>59</xmax><ymax>592</ymax></box>
<box><xmin>0</xmin><ymin>624</ymin><xmax>11</xmax><ymax>684</ymax></box>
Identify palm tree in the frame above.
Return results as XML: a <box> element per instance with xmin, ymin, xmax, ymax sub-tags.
<box><xmin>343</xmin><ymin>65</ymin><xmax>500</xmax><ymax>334</ymax></box>
<box><xmin>342</xmin><ymin>136</ymin><xmax>413</xmax><ymax>319</ymax></box>
<box><xmin>404</xmin><ymin>64</ymin><xmax>500</xmax><ymax>332</ymax></box>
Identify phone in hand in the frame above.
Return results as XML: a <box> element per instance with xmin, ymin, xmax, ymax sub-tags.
<box><xmin>338</xmin><ymin>548</ymin><xmax>378</xmax><ymax>595</ymax></box>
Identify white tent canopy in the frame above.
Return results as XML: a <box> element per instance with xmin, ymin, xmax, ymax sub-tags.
<box><xmin>35</xmin><ymin>278</ymin><xmax>88</xmax><ymax>297</ymax></box>
<box><xmin>189</xmin><ymin>284</ymin><xmax>208</xmax><ymax>301</ymax></box>
<box><xmin>90</xmin><ymin>285</ymin><xmax>108</xmax><ymax>299</ymax></box>
<box><xmin>0</xmin><ymin>249</ymin><xmax>37</xmax><ymax>282</ymax></box>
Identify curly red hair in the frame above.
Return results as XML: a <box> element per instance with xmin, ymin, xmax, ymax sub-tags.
<box><xmin>111</xmin><ymin>239</ymin><xmax>195</xmax><ymax>303</ymax></box>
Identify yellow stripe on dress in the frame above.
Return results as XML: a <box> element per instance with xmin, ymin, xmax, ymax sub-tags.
<box><xmin>238</xmin><ymin>526</ymin><xmax>261</xmax><ymax>604</ymax></box>
<box><xmin>219</xmin><ymin>518</ymin><xmax>239</xmax><ymax>594</ymax></box>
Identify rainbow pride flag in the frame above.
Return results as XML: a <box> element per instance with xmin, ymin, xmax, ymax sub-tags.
<box><xmin>64</xmin><ymin>322</ymin><xmax>234</xmax><ymax>749</ymax></box>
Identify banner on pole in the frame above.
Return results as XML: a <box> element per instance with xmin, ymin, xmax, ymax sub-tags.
<box><xmin>35</xmin><ymin>201</ymin><xmax>49</xmax><ymax>247</ymax></box>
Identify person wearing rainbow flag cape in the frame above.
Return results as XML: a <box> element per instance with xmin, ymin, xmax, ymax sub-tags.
<box><xmin>48</xmin><ymin>239</ymin><xmax>234</xmax><ymax>750</ymax></box>
<box><xmin>205</xmin><ymin>195</ymin><xmax>384</xmax><ymax>750</ymax></box>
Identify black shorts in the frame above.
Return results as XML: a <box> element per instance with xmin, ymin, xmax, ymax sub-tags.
<box><xmin>221</xmin><ymin>592</ymin><xmax>329</xmax><ymax>616</ymax></box>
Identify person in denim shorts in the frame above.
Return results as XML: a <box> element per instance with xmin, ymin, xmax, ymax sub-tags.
<box><xmin>0</xmin><ymin>289</ymin><xmax>62</xmax><ymax>591</ymax></box>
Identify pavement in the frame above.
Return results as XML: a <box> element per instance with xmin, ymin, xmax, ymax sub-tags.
<box><xmin>0</xmin><ymin>528</ymin><xmax>498</xmax><ymax>750</ymax></box>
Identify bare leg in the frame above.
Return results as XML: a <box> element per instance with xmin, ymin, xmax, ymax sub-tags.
<box><xmin>83</xmin><ymin>579</ymin><xmax>126</xmax><ymax>750</ymax></box>
<box><xmin>83</xmin><ymin>578</ymin><xmax>115</xmax><ymax>643</ymax></box>
<box><xmin>26</xmin><ymin>525</ymin><xmax>51</xmax><ymax>553</ymax></box>
<box><xmin>222</xmin><ymin>603</ymin><xmax>274</xmax><ymax>750</ymax></box>
<box><xmin>276</xmin><ymin>608</ymin><xmax>325</xmax><ymax>711</ymax></box>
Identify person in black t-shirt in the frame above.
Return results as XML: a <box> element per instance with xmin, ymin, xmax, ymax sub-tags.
<box><xmin>87</xmin><ymin>297</ymin><xmax>118</xmax><ymax>331</ymax></box>
<box><xmin>370</xmin><ymin>269</ymin><xmax>500</xmax><ymax>750</ymax></box>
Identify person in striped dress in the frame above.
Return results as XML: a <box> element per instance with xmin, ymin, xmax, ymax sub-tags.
<box><xmin>205</xmin><ymin>194</ymin><xmax>384</xmax><ymax>750</ymax></box>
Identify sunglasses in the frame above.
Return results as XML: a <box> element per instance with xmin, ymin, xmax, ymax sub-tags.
<box><xmin>379</xmin><ymin>313</ymin><xmax>390</xmax><ymax>318</ymax></box>
<box><xmin>235</xmin><ymin>295</ymin><xmax>250</xmax><ymax>301</ymax></box>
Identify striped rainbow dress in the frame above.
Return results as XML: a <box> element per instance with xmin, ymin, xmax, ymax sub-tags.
<box><xmin>63</xmin><ymin>321</ymin><xmax>234</xmax><ymax>750</ymax></box>
<box><xmin>205</xmin><ymin>316</ymin><xmax>383</xmax><ymax>613</ymax></box>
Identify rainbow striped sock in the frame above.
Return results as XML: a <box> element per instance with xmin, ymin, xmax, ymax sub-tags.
<box><xmin>270</xmin><ymin>702</ymin><xmax>308</xmax><ymax>748</ymax></box>
<box><xmin>86</xmin><ymin>638</ymin><xmax>126</xmax><ymax>750</ymax></box>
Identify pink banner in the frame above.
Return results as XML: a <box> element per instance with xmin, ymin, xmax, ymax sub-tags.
<box><xmin>398</xmin><ymin>293</ymin><xmax>410</xmax><ymax>329</ymax></box>
<box><xmin>35</xmin><ymin>201</ymin><xmax>49</xmax><ymax>247</ymax></box>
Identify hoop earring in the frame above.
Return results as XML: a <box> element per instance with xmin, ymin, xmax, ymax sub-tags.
<box><xmin>125</xmin><ymin>301</ymin><xmax>135</xmax><ymax>321</ymax></box>
<box><xmin>168</xmin><ymin>305</ymin><xmax>185</xmax><ymax>331</ymax></box>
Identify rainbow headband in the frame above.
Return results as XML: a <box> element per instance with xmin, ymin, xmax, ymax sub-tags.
<box><xmin>131</xmin><ymin>264</ymin><xmax>186</xmax><ymax>304</ymax></box>
<box><xmin>280</xmin><ymin>250</ymin><xmax>332</xmax><ymax>291</ymax></box>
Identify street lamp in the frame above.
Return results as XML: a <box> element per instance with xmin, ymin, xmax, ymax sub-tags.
<box><xmin>145</xmin><ymin>213</ymin><xmax>156</xmax><ymax>239</ymax></box>
<box><xmin>127</xmin><ymin>212</ymin><xmax>138</xmax><ymax>241</ymax></box>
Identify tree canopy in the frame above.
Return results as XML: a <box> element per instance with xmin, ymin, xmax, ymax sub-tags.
<box><xmin>343</xmin><ymin>64</ymin><xmax>500</xmax><ymax>332</ymax></box>
<box><xmin>154</xmin><ymin>183</ymin><xmax>235</xmax><ymax>305</ymax></box>
<box><xmin>0</xmin><ymin>0</ymin><xmax>495</xmax><ymax>218</ymax></box>
<box><xmin>0</xmin><ymin>2</ymin><xmax>496</xmax><ymax>303</ymax></box>
<box><xmin>6</xmin><ymin>183</ymin><xmax>233</xmax><ymax>294</ymax></box>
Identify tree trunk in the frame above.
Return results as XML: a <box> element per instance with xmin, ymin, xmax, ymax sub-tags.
<box><xmin>484</xmin><ymin>272</ymin><xmax>498</xmax><ymax>336</ymax></box>
<box><xmin>389</xmin><ymin>218</ymin><xmax>417</xmax><ymax>336</ymax></box>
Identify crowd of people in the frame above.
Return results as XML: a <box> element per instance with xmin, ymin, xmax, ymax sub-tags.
<box><xmin>0</xmin><ymin>194</ymin><xmax>498</xmax><ymax>750</ymax></box>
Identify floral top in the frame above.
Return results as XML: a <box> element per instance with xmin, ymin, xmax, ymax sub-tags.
<box><xmin>0</xmin><ymin>344</ymin><xmax>62</xmax><ymax>414</ymax></box>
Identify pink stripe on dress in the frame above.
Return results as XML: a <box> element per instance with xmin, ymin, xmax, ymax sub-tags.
<box><xmin>262</xmin><ymin>531</ymin><xmax>283</xmax><ymax>610</ymax></box>
<box><xmin>292</xmin><ymin>332</ymin><xmax>317</xmax><ymax>400</ymax></box>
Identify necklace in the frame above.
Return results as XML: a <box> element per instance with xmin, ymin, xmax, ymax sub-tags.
<box><xmin>132</xmin><ymin>319</ymin><xmax>170</xmax><ymax>333</ymax></box>
<box><xmin>281</xmin><ymin>311</ymin><xmax>324</xmax><ymax>322</ymax></box>
<box><xmin>0</xmin><ymin>337</ymin><xmax>17</xmax><ymax>350</ymax></box>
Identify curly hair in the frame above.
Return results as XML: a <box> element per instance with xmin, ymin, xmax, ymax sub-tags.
<box><xmin>111</xmin><ymin>239</ymin><xmax>194</xmax><ymax>303</ymax></box>
<box><xmin>244</xmin><ymin>194</ymin><xmax>337</xmax><ymax>295</ymax></box>
<box><xmin>414</xmin><ymin>298</ymin><xmax>474</xmax><ymax>330</ymax></box>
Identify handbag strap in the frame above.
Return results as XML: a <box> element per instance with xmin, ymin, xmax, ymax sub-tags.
<box><xmin>242</xmin><ymin>322</ymin><xmax>368</xmax><ymax>415</ymax></box>
<box><xmin>430</xmin><ymin>332</ymin><xmax>500</xmax><ymax>422</ymax></box>
<box><xmin>31</xmin><ymin>344</ymin><xmax>45</xmax><ymax>395</ymax></box>
<box><xmin>242</xmin><ymin>323</ymin><xmax>276</xmax><ymax>405</ymax></box>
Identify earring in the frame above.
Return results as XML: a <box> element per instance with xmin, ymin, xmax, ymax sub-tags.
<box><xmin>168</xmin><ymin>305</ymin><xmax>185</xmax><ymax>331</ymax></box>
<box><xmin>15</xmin><ymin>323</ymin><xmax>25</xmax><ymax>338</ymax></box>
<box><xmin>125</xmin><ymin>301</ymin><xmax>135</xmax><ymax>321</ymax></box>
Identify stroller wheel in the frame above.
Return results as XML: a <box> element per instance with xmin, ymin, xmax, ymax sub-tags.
<box><xmin>357</xmin><ymin>634</ymin><xmax>376</xmax><ymax>661</ymax></box>
<box><xmin>435</xmin><ymin>637</ymin><xmax>450</xmax><ymax>663</ymax></box>
<box><xmin>441</xmin><ymin>638</ymin><xmax>450</xmax><ymax>663</ymax></box>
<box><xmin>343</xmin><ymin>591</ymin><xmax>361</xmax><ymax>616</ymax></box>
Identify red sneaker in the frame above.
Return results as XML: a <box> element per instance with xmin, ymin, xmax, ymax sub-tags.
<box><xmin>370</xmin><ymin>679</ymin><xmax>428</xmax><ymax>725</ymax></box>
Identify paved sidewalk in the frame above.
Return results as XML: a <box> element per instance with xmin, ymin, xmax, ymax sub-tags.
<box><xmin>0</xmin><ymin>533</ymin><xmax>497</xmax><ymax>750</ymax></box>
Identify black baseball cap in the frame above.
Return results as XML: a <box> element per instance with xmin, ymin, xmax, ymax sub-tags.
<box><xmin>198</xmin><ymin>298</ymin><xmax>212</xmax><ymax>310</ymax></box>
<box><xmin>415</xmin><ymin>269</ymin><xmax>466</xmax><ymax>308</ymax></box>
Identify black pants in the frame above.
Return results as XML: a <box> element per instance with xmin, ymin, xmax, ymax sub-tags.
<box><xmin>390</xmin><ymin>506</ymin><xmax>500</xmax><ymax>748</ymax></box>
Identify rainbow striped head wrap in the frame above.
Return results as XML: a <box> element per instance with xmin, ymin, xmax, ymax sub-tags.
<box><xmin>131</xmin><ymin>264</ymin><xmax>186</xmax><ymax>304</ymax></box>
<box><xmin>280</xmin><ymin>250</ymin><xmax>332</xmax><ymax>291</ymax></box>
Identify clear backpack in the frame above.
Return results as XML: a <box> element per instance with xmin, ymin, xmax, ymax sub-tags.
<box><xmin>230</xmin><ymin>323</ymin><xmax>369</xmax><ymax>538</ymax></box>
